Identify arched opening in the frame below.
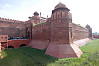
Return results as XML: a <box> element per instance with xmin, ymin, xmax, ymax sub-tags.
<box><xmin>56</xmin><ymin>13</ymin><xmax>57</xmax><ymax>18</ymax></box>
<box><xmin>20</xmin><ymin>44</ymin><xmax>26</xmax><ymax>47</ymax></box>
<box><xmin>26</xmin><ymin>28</ymin><xmax>30</xmax><ymax>38</ymax></box>
<box><xmin>53</xmin><ymin>15</ymin><xmax>54</xmax><ymax>19</ymax></box>
<box><xmin>61</xmin><ymin>12</ymin><xmax>62</xmax><ymax>17</ymax></box>
<box><xmin>8</xmin><ymin>46</ymin><xmax>14</xmax><ymax>49</ymax></box>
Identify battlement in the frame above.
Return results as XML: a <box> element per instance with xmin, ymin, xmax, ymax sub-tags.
<box><xmin>0</xmin><ymin>17</ymin><xmax>25</xmax><ymax>24</ymax></box>
<box><xmin>71</xmin><ymin>22</ymin><xmax>87</xmax><ymax>30</ymax></box>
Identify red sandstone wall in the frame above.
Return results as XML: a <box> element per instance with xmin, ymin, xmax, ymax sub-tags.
<box><xmin>0</xmin><ymin>21</ymin><xmax>25</xmax><ymax>28</ymax></box>
<box><xmin>25</xmin><ymin>22</ymin><xmax>33</xmax><ymax>38</ymax></box>
<box><xmin>0</xmin><ymin>42</ymin><xmax>1</xmax><ymax>59</ymax></box>
<box><xmin>29</xmin><ymin>16</ymin><xmax>46</xmax><ymax>26</ymax></box>
<box><xmin>51</xmin><ymin>19</ymin><xmax>69</xmax><ymax>44</ymax></box>
<box><xmin>0</xmin><ymin>35</ymin><xmax>8</xmax><ymax>42</ymax></box>
<box><xmin>69</xmin><ymin>23</ymin><xmax>88</xmax><ymax>42</ymax></box>
<box><xmin>19</xmin><ymin>29</ymin><xmax>26</xmax><ymax>37</ymax></box>
<box><xmin>30</xmin><ymin>16</ymin><xmax>41</xmax><ymax>26</ymax></box>
<box><xmin>32</xmin><ymin>22</ymin><xmax>51</xmax><ymax>41</ymax></box>
<box><xmin>0</xmin><ymin>27</ymin><xmax>20</xmax><ymax>37</ymax></box>
<box><xmin>0</xmin><ymin>21</ymin><xmax>26</xmax><ymax>37</ymax></box>
<box><xmin>1</xmin><ymin>39</ymin><xmax>31</xmax><ymax>48</ymax></box>
<box><xmin>93</xmin><ymin>35</ymin><xmax>99</xmax><ymax>39</ymax></box>
<box><xmin>51</xmin><ymin>9</ymin><xmax>70</xmax><ymax>44</ymax></box>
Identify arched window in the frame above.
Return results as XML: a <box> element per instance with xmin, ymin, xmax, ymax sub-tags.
<box><xmin>65</xmin><ymin>12</ymin><xmax>66</xmax><ymax>17</ymax></box>
<box><xmin>53</xmin><ymin>15</ymin><xmax>54</xmax><ymax>19</ymax></box>
<box><xmin>70</xmin><ymin>27</ymin><xmax>72</xmax><ymax>38</ymax></box>
<box><xmin>43</xmin><ymin>29</ymin><xmax>46</xmax><ymax>32</ymax></box>
<box><xmin>26</xmin><ymin>28</ymin><xmax>30</xmax><ymax>38</ymax></box>
<box><xmin>58</xmin><ymin>15</ymin><xmax>59</xmax><ymax>18</ymax></box>
<box><xmin>61</xmin><ymin>12</ymin><xmax>62</xmax><ymax>17</ymax></box>
<box><xmin>56</xmin><ymin>13</ymin><xmax>57</xmax><ymax>18</ymax></box>
<box><xmin>61</xmin><ymin>19</ymin><xmax>62</xmax><ymax>22</ymax></box>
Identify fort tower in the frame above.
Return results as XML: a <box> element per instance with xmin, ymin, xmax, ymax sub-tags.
<box><xmin>45</xmin><ymin>2</ymin><xmax>83</xmax><ymax>58</ymax></box>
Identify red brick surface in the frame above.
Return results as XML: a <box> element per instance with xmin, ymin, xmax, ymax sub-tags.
<box><xmin>28</xmin><ymin>40</ymin><xmax>49</xmax><ymax>50</ymax></box>
<box><xmin>0</xmin><ymin>35</ymin><xmax>8</xmax><ymax>42</ymax></box>
<box><xmin>0</xmin><ymin>2</ymin><xmax>92</xmax><ymax>58</ymax></box>
<box><xmin>0</xmin><ymin>21</ymin><xmax>26</xmax><ymax>37</ymax></box>
<box><xmin>0</xmin><ymin>42</ymin><xmax>1</xmax><ymax>59</ymax></box>
<box><xmin>45</xmin><ymin>43</ymin><xmax>83</xmax><ymax>58</ymax></box>
<box><xmin>93</xmin><ymin>35</ymin><xmax>99</xmax><ymax>39</ymax></box>
<box><xmin>1</xmin><ymin>39</ymin><xmax>31</xmax><ymax>49</ymax></box>
<box><xmin>69</xmin><ymin>23</ymin><xmax>89</xmax><ymax>42</ymax></box>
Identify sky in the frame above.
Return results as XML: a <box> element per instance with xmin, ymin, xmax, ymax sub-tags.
<box><xmin>0</xmin><ymin>0</ymin><xmax>99</xmax><ymax>32</ymax></box>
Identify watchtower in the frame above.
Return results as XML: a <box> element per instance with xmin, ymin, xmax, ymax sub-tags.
<box><xmin>50</xmin><ymin>2</ymin><xmax>70</xmax><ymax>44</ymax></box>
<box><xmin>45</xmin><ymin>2</ymin><xmax>83</xmax><ymax>58</ymax></box>
<box><xmin>85</xmin><ymin>24</ymin><xmax>92</xmax><ymax>38</ymax></box>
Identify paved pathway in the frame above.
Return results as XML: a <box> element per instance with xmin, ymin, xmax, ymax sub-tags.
<box><xmin>73</xmin><ymin>38</ymin><xmax>90</xmax><ymax>47</ymax></box>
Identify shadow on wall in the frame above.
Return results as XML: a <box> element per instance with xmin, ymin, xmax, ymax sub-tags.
<box><xmin>5</xmin><ymin>44</ymin><xmax>27</xmax><ymax>49</ymax></box>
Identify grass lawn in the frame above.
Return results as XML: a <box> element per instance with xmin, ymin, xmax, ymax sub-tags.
<box><xmin>0</xmin><ymin>39</ymin><xmax>99</xmax><ymax>66</ymax></box>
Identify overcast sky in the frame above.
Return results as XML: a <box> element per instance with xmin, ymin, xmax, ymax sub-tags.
<box><xmin>0</xmin><ymin>0</ymin><xmax>99</xmax><ymax>32</ymax></box>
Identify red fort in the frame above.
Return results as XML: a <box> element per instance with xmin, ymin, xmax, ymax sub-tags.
<box><xmin>0</xmin><ymin>2</ymin><xmax>92</xmax><ymax>58</ymax></box>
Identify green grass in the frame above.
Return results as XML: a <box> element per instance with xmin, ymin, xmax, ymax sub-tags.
<box><xmin>72</xmin><ymin>22</ymin><xmax>86</xmax><ymax>29</ymax></box>
<box><xmin>34</xmin><ymin>22</ymin><xmax>46</xmax><ymax>26</ymax></box>
<box><xmin>0</xmin><ymin>39</ymin><xmax>99</xmax><ymax>66</ymax></box>
<box><xmin>0</xmin><ymin>47</ymin><xmax>57</xmax><ymax>66</ymax></box>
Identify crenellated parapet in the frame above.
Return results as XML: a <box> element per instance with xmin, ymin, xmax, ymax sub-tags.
<box><xmin>0</xmin><ymin>17</ymin><xmax>25</xmax><ymax>24</ymax></box>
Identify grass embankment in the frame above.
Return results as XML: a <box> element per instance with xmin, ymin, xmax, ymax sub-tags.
<box><xmin>34</xmin><ymin>22</ymin><xmax>46</xmax><ymax>26</ymax></box>
<box><xmin>0</xmin><ymin>39</ymin><xmax>99</xmax><ymax>66</ymax></box>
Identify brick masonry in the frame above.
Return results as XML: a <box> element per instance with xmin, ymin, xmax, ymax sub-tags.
<box><xmin>0</xmin><ymin>42</ymin><xmax>1</xmax><ymax>59</ymax></box>
<box><xmin>93</xmin><ymin>35</ymin><xmax>99</xmax><ymax>39</ymax></box>
<box><xmin>0</xmin><ymin>2</ymin><xmax>92</xmax><ymax>58</ymax></box>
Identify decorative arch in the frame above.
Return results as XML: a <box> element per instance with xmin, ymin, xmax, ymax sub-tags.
<box><xmin>8</xmin><ymin>46</ymin><xmax>14</xmax><ymax>49</ymax></box>
<box><xmin>26</xmin><ymin>28</ymin><xmax>30</xmax><ymax>38</ymax></box>
<box><xmin>20</xmin><ymin>44</ymin><xmax>26</xmax><ymax>47</ymax></box>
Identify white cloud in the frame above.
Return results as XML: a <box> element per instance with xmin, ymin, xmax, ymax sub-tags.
<box><xmin>21</xmin><ymin>1</ymin><xmax>30</xmax><ymax>5</ymax></box>
<box><xmin>4</xmin><ymin>4</ymin><xmax>11</xmax><ymax>8</ymax></box>
<box><xmin>0</xmin><ymin>4</ymin><xmax>11</xmax><ymax>9</ymax></box>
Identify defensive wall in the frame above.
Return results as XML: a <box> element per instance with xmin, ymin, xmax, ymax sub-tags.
<box><xmin>93</xmin><ymin>35</ymin><xmax>99</xmax><ymax>39</ymax></box>
<box><xmin>69</xmin><ymin>23</ymin><xmax>89</xmax><ymax>42</ymax></box>
<box><xmin>0</xmin><ymin>2</ymin><xmax>92</xmax><ymax>59</ymax></box>
<box><xmin>0</xmin><ymin>17</ymin><xmax>26</xmax><ymax>37</ymax></box>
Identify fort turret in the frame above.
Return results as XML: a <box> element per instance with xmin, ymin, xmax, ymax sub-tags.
<box><xmin>50</xmin><ymin>2</ymin><xmax>71</xmax><ymax>44</ymax></box>
<box><xmin>28</xmin><ymin>11</ymin><xmax>47</xmax><ymax>26</ymax></box>
<box><xmin>45</xmin><ymin>2</ymin><xmax>83</xmax><ymax>58</ymax></box>
<box><xmin>34</xmin><ymin>11</ymin><xmax>39</xmax><ymax>16</ymax></box>
<box><xmin>85</xmin><ymin>24</ymin><xmax>92</xmax><ymax>38</ymax></box>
